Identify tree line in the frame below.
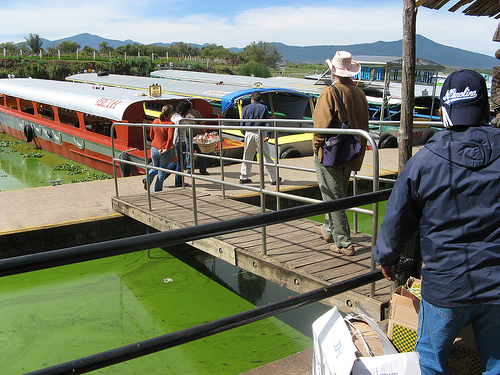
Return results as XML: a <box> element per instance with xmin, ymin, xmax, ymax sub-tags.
<box><xmin>1</xmin><ymin>34</ymin><xmax>283</xmax><ymax>71</ymax></box>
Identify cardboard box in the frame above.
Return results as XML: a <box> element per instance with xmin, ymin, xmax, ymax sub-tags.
<box><xmin>387</xmin><ymin>278</ymin><xmax>481</xmax><ymax>375</ymax></box>
<box><xmin>312</xmin><ymin>305</ymin><xmax>421</xmax><ymax>375</ymax></box>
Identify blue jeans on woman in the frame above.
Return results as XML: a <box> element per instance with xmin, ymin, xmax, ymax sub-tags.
<box><xmin>165</xmin><ymin>142</ymin><xmax>186</xmax><ymax>187</ymax></box>
<box><xmin>415</xmin><ymin>297</ymin><xmax>500</xmax><ymax>375</ymax></box>
<box><xmin>148</xmin><ymin>147</ymin><xmax>173</xmax><ymax>192</ymax></box>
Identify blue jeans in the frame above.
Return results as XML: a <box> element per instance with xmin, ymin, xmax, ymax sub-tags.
<box><xmin>186</xmin><ymin>142</ymin><xmax>207</xmax><ymax>173</ymax></box>
<box><xmin>415</xmin><ymin>297</ymin><xmax>500</xmax><ymax>375</ymax></box>
<box><xmin>148</xmin><ymin>147</ymin><xmax>173</xmax><ymax>192</ymax></box>
<box><xmin>164</xmin><ymin>142</ymin><xmax>186</xmax><ymax>186</ymax></box>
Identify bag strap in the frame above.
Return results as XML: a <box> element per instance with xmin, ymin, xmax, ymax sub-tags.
<box><xmin>332</xmin><ymin>85</ymin><xmax>349</xmax><ymax>125</ymax></box>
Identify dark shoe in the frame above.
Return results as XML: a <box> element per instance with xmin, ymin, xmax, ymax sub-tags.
<box><xmin>270</xmin><ymin>177</ymin><xmax>283</xmax><ymax>186</ymax></box>
<box><xmin>199</xmin><ymin>170</ymin><xmax>210</xmax><ymax>175</ymax></box>
<box><xmin>175</xmin><ymin>182</ymin><xmax>190</xmax><ymax>187</ymax></box>
<box><xmin>330</xmin><ymin>244</ymin><xmax>355</xmax><ymax>256</ymax></box>
<box><xmin>142</xmin><ymin>178</ymin><xmax>147</xmax><ymax>190</ymax></box>
<box><xmin>314</xmin><ymin>225</ymin><xmax>333</xmax><ymax>243</ymax></box>
<box><xmin>239</xmin><ymin>178</ymin><xmax>252</xmax><ymax>184</ymax></box>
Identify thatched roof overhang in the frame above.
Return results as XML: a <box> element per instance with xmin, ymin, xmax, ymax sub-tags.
<box><xmin>416</xmin><ymin>0</ymin><xmax>500</xmax><ymax>18</ymax></box>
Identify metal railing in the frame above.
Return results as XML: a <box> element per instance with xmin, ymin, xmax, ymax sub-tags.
<box><xmin>0</xmin><ymin>189</ymin><xmax>404</xmax><ymax>375</ymax></box>
<box><xmin>111</xmin><ymin>118</ymin><xmax>389</xmax><ymax>297</ymax></box>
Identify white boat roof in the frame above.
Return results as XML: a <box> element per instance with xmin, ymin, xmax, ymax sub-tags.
<box><xmin>66</xmin><ymin>72</ymin><xmax>260</xmax><ymax>102</ymax></box>
<box><xmin>149</xmin><ymin>69</ymin><xmax>329</xmax><ymax>95</ymax></box>
<box><xmin>0</xmin><ymin>78</ymin><xmax>185</xmax><ymax>121</ymax></box>
<box><xmin>353</xmin><ymin>55</ymin><xmax>445</xmax><ymax>71</ymax></box>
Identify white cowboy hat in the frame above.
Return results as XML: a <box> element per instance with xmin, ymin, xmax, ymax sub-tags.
<box><xmin>326</xmin><ymin>51</ymin><xmax>361</xmax><ymax>77</ymax></box>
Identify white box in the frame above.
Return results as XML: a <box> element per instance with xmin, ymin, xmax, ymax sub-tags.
<box><xmin>312</xmin><ymin>306</ymin><xmax>421</xmax><ymax>375</ymax></box>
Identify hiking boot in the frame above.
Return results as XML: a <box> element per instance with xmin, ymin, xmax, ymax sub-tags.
<box><xmin>239</xmin><ymin>178</ymin><xmax>252</xmax><ymax>184</ymax></box>
<box><xmin>314</xmin><ymin>225</ymin><xmax>333</xmax><ymax>243</ymax></box>
<box><xmin>330</xmin><ymin>244</ymin><xmax>355</xmax><ymax>256</ymax></box>
<box><xmin>271</xmin><ymin>177</ymin><xmax>283</xmax><ymax>186</ymax></box>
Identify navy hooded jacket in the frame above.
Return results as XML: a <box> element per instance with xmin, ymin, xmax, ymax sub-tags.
<box><xmin>374</xmin><ymin>125</ymin><xmax>500</xmax><ymax>307</ymax></box>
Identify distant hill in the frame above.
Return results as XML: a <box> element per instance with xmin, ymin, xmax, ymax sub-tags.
<box><xmin>263</xmin><ymin>35</ymin><xmax>497</xmax><ymax>69</ymax></box>
<box><xmin>38</xmin><ymin>33</ymin><xmax>497</xmax><ymax>70</ymax></box>
<box><xmin>40</xmin><ymin>33</ymin><xmax>137</xmax><ymax>50</ymax></box>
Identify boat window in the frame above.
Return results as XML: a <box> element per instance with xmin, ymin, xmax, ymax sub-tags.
<box><xmin>58</xmin><ymin>107</ymin><xmax>79</xmax><ymax>127</ymax></box>
<box><xmin>37</xmin><ymin>103</ymin><xmax>54</xmax><ymax>120</ymax></box>
<box><xmin>19</xmin><ymin>99</ymin><xmax>35</xmax><ymax>114</ymax></box>
<box><xmin>83</xmin><ymin>113</ymin><xmax>113</xmax><ymax>136</ymax></box>
<box><xmin>4</xmin><ymin>96</ymin><xmax>18</xmax><ymax>110</ymax></box>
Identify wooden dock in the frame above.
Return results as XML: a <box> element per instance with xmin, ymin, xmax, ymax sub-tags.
<box><xmin>112</xmin><ymin>186</ymin><xmax>393</xmax><ymax>320</ymax></box>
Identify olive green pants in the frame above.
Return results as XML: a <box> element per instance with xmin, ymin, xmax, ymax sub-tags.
<box><xmin>313</xmin><ymin>155</ymin><xmax>352</xmax><ymax>248</ymax></box>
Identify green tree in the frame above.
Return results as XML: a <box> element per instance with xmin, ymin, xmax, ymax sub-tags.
<box><xmin>242</xmin><ymin>41</ymin><xmax>281</xmax><ymax>67</ymax></box>
<box><xmin>82</xmin><ymin>46</ymin><xmax>96</xmax><ymax>56</ymax></box>
<box><xmin>58</xmin><ymin>40</ymin><xmax>80</xmax><ymax>54</ymax></box>
<box><xmin>99</xmin><ymin>42</ymin><xmax>114</xmax><ymax>56</ymax></box>
<box><xmin>170</xmin><ymin>42</ymin><xmax>200</xmax><ymax>58</ymax></box>
<box><xmin>115</xmin><ymin>43</ymin><xmax>142</xmax><ymax>56</ymax></box>
<box><xmin>201</xmin><ymin>44</ymin><xmax>232</xmax><ymax>59</ymax></box>
<box><xmin>25</xmin><ymin>33</ymin><xmax>43</xmax><ymax>53</ymax></box>
<box><xmin>0</xmin><ymin>41</ymin><xmax>18</xmax><ymax>55</ymax></box>
<box><xmin>237</xmin><ymin>61</ymin><xmax>271</xmax><ymax>78</ymax></box>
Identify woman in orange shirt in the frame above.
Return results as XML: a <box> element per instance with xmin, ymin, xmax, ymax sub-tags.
<box><xmin>146</xmin><ymin>104</ymin><xmax>175</xmax><ymax>192</ymax></box>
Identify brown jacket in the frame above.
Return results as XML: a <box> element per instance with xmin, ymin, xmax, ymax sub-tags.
<box><xmin>312</xmin><ymin>77</ymin><xmax>369</xmax><ymax>171</ymax></box>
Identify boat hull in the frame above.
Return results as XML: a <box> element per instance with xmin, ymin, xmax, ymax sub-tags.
<box><xmin>0</xmin><ymin>109</ymin><xmax>144</xmax><ymax>176</ymax></box>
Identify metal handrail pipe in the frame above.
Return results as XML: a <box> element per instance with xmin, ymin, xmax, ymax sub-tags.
<box><xmin>26</xmin><ymin>259</ymin><xmax>415</xmax><ymax>375</ymax></box>
<box><xmin>0</xmin><ymin>190</ymin><xmax>391</xmax><ymax>278</ymax></box>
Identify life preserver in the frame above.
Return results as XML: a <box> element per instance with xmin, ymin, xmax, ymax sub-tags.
<box><xmin>24</xmin><ymin>124</ymin><xmax>34</xmax><ymax>142</ymax></box>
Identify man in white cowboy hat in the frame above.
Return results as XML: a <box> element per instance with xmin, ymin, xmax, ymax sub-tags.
<box><xmin>312</xmin><ymin>51</ymin><xmax>369</xmax><ymax>256</ymax></box>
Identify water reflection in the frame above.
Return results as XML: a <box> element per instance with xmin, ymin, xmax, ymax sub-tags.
<box><xmin>164</xmin><ymin>245</ymin><xmax>330</xmax><ymax>338</ymax></box>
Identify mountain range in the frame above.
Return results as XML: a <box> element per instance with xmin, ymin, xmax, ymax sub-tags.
<box><xmin>39</xmin><ymin>33</ymin><xmax>498</xmax><ymax>70</ymax></box>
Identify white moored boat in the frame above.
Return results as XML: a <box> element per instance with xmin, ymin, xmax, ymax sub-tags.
<box><xmin>0</xmin><ymin>77</ymin><xmax>216</xmax><ymax>176</ymax></box>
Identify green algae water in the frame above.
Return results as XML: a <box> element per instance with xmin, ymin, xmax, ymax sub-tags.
<box><xmin>310</xmin><ymin>202</ymin><xmax>386</xmax><ymax>235</ymax></box>
<box><xmin>0</xmin><ymin>133</ymin><xmax>326</xmax><ymax>374</ymax></box>
<box><xmin>0</xmin><ymin>247</ymin><xmax>317</xmax><ymax>374</ymax></box>
<box><xmin>0</xmin><ymin>133</ymin><xmax>111</xmax><ymax>192</ymax></box>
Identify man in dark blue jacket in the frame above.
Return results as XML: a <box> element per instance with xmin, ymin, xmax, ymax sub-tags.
<box><xmin>374</xmin><ymin>69</ymin><xmax>500</xmax><ymax>375</ymax></box>
<box><xmin>239</xmin><ymin>91</ymin><xmax>280</xmax><ymax>185</ymax></box>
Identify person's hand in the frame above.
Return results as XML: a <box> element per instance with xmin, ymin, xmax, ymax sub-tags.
<box><xmin>381</xmin><ymin>261</ymin><xmax>400</xmax><ymax>281</ymax></box>
<box><xmin>263</xmin><ymin>136</ymin><xmax>270</xmax><ymax>142</ymax></box>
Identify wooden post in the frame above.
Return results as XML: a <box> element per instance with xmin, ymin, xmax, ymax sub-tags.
<box><xmin>400</xmin><ymin>0</ymin><xmax>417</xmax><ymax>172</ymax></box>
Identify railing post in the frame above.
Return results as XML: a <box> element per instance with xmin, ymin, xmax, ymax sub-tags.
<box><xmin>189</xmin><ymin>127</ymin><xmax>198</xmax><ymax>226</ymax></box>
<box><xmin>143</xmin><ymin>125</ymin><xmax>152</xmax><ymax>211</ymax></box>
<box><xmin>369</xmin><ymin>136</ymin><xmax>380</xmax><ymax>298</ymax></box>
<box><xmin>258</xmin><ymin>129</ymin><xmax>267</xmax><ymax>255</ymax></box>
<box><xmin>352</xmin><ymin>171</ymin><xmax>358</xmax><ymax>233</ymax></box>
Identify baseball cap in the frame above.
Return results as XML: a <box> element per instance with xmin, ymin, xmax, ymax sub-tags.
<box><xmin>440</xmin><ymin>69</ymin><xmax>488</xmax><ymax>127</ymax></box>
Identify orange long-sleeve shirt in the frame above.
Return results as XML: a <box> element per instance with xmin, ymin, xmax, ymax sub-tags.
<box><xmin>150</xmin><ymin>119</ymin><xmax>175</xmax><ymax>151</ymax></box>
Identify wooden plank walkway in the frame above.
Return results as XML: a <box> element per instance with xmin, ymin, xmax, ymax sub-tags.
<box><xmin>112</xmin><ymin>188</ymin><xmax>393</xmax><ymax>320</ymax></box>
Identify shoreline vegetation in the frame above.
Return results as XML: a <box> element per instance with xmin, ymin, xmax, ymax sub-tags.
<box><xmin>0</xmin><ymin>54</ymin><xmax>324</xmax><ymax>81</ymax></box>
<box><xmin>1</xmin><ymin>37</ymin><xmax>327</xmax><ymax>80</ymax></box>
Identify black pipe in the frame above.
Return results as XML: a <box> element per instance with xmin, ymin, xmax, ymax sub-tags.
<box><xmin>26</xmin><ymin>259</ymin><xmax>414</xmax><ymax>375</ymax></box>
<box><xmin>0</xmin><ymin>189</ymin><xmax>392</xmax><ymax>277</ymax></box>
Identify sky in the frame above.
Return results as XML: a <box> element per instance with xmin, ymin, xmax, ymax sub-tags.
<box><xmin>1</xmin><ymin>0</ymin><xmax>499</xmax><ymax>57</ymax></box>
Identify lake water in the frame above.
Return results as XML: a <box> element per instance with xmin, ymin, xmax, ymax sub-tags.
<box><xmin>0</xmin><ymin>133</ymin><xmax>111</xmax><ymax>192</ymax></box>
<box><xmin>0</xmin><ymin>133</ymin><xmax>331</xmax><ymax>374</ymax></box>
